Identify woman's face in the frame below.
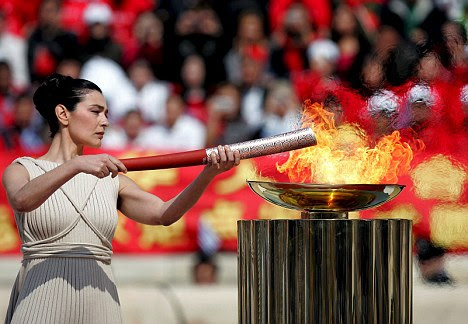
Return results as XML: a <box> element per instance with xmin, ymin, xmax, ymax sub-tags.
<box><xmin>181</xmin><ymin>55</ymin><xmax>205</xmax><ymax>88</ymax></box>
<box><xmin>333</xmin><ymin>5</ymin><xmax>356</xmax><ymax>36</ymax></box>
<box><xmin>418</xmin><ymin>54</ymin><xmax>441</xmax><ymax>83</ymax></box>
<box><xmin>362</xmin><ymin>58</ymin><xmax>384</xmax><ymax>89</ymax></box>
<box><xmin>67</xmin><ymin>90</ymin><xmax>109</xmax><ymax>148</ymax></box>
<box><xmin>238</xmin><ymin>14</ymin><xmax>264</xmax><ymax>42</ymax></box>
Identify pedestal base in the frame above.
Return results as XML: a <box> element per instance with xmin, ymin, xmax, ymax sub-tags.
<box><xmin>238</xmin><ymin>219</ymin><xmax>412</xmax><ymax>324</ymax></box>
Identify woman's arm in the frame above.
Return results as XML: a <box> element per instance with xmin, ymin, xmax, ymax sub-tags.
<box><xmin>2</xmin><ymin>154</ymin><xmax>127</xmax><ymax>212</ymax></box>
<box><xmin>118</xmin><ymin>146</ymin><xmax>240</xmax><ymax>226</ymax></box>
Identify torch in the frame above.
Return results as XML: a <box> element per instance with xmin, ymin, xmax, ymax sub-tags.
<box><xmin>120</xmin><ymin>128</ymin><xmax>316</xmax><ymax>171</ymax></box>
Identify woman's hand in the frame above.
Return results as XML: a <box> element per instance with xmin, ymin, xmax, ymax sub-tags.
<box><xmin>204</xmin><ymin>145</ymin><xmax>241</xmax><ymax>177</ymax></box>
<box><xmin>70</xmin><ymin>154</ymin><xmax>127</xmax><ymax>178</ymax></box>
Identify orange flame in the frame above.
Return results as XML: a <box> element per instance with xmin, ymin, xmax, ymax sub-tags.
<box><xmin>277</xmin><ymin>101</ymin><xmax>414</xmax><ymax>184</ymax></box>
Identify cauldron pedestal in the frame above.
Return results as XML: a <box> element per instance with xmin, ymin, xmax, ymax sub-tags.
<box><xmin>237</xmin><ymin>215</ymin><xmax>412</xmax><ymax>324</ymax></box>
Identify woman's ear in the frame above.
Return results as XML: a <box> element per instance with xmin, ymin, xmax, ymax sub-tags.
<box><xmin>55</xmin><ymin>104</ymin><xmax>70</xmax><ymax>127</ymax></box>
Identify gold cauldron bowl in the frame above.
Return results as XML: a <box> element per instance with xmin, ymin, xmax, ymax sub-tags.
<box><xmin>247</xmin><ymin>181</ymin><xmax>405</xmax><ymax>219</ymax></box>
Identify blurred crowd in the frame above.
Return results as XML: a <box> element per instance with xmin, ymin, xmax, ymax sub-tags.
<box><xmin>0</xmin><ymin>0</ymin><xmax>466</xmax><ymax>156</ymax></box>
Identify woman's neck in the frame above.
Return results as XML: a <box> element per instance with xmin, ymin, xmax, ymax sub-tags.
<box><xmin>40</xmin><ymin>130</ymin><xmax>83</xmax><ymax>164</ymax></box>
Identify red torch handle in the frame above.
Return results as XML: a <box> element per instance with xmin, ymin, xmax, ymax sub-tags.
<box><xmin>120</xmin><ymin>149</ymin><xmax>207</xmax><ymax>171</ymax></box>
<box><xmin>120</xmin><ymin>128</ymin><xmax>317</xmax><ymax>171</ymax></box>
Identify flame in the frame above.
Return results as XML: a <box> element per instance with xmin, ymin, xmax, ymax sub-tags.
<box><xmin>277</xmin><ymin>101</ymin><xmax>414</xmax><ymax>184</ymax></box>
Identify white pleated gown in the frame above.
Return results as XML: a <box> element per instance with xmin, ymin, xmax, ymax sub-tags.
<box><xmin>5</xmin><ymin>157</ymin><xmax>122</xmax><ymax>324</ymax></box>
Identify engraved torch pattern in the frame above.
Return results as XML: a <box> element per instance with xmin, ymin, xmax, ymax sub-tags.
<box><xmin>204</xmin><ymin>127</ymin><xmax>316</xmax><ymax>163</ymax></box>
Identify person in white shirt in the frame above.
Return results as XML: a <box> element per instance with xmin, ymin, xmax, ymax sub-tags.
<box><xmin>101</xmin><ymin>110</ymin><xmax>149</xmax><ymax>150</ymax></box>
<box><xmin>239</xmin><ymin>45</ymin><xmax>270</xmax><ymax>130</ymax></box>
<box><xmin>260</xmin><ymin>80</ymin><xmax>301</xmax><ymax>138</ymax></box>
<box><xmin>128</xmin><ymin>59</ymin><xmax>170</xmax><ymax>124</ymax></box>
<box><xmin>138</xmin><ymin>94</ymin><xmax>206</xmax><ymax>151</ymax></box>
<box><xmin>0</xmin><ymin>11</ymin><xmax>29</xmax><ymax>89</ymax></box>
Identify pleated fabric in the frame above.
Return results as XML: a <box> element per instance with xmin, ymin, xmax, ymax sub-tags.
<box><xmin>5</xmin><ymin>157</ymin><xmax>123</xmax><ymax>324</ymax></box>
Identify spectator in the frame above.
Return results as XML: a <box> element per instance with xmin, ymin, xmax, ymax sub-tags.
<box><xmin>359</xmin><ymin>54</ymin><xmax>386</xmax><ymax>95</ymax></box>
<box><xmin>0</xmin><ymin>9</ymin><xmax>29</xmax><ymax>89</ymax></box>
<box><xmin>27</xmin><ymin>0</ymin><xmax>81</xmax><ymax>83</ymax></box>
<box><xmin>402</xmin><ymin>84</ymin><xmax>437</xmax><ymax>133</ymax></box>
<box><xmin>441</xmin><ymin>20</ymin><xmax>467</xmax><ymax>71</ymax></box>
<box><xmin>330</xmin><ymin>4</ymin><xmax>372</xmax><ymax>81</ymax></box>
<box><xmin>224</xmin><ymin>9</ymin><xmax>268</xmax><ymax>84</ymax></box>
<box><xmin>308</xmin><ymin>39</ymin><xmax>340</xmax><ymax>80</ymax></box>
<box><xmin>171</xmin><ymin>4</ymin><xmax>226</xmax><ymax>85</ymax></box>
<box><xmin>396</xmin><ymin>82</ymin><xmax>443</xmax><ymax>154</ymax></box>
<box><xmin>380</xmin><ymin>0</ymin><xmax>448</xmax><ymax>46</ymax></box>
<box><xmin>138</xmin><ymin>94</ymin><xmax>206</xmax><ymax>151</ymax></box>
<box><xmin>56</xmin><ymin>59</ymin><xmax>81</xmax><ymax>79</ymax></box>
<box><xmin>269</xmin><ymin>0</ymin><xmax>332</xmax><ymax>36</ymax></box>
<box><xmin>269</xmin><ymin>3</ymin><xmax>317</xmax><ymax>78</ymax></box>
<box><xmin>0</xmin><ymin>61</ymin><xmax>20</xmax><ymax>129</ymax></box>
<box><xmin>123</xmin><ymin>11</ymin><xmax>167</xmax><ymax>80</ymax></box>
<box><xmin>193</xmin><ymin>251</ymin><xmax>218</xmax><ymax>285</ymax></box>
<box><xmin>239</xmin><ymin>44</ymin><xmax>270</xmax><ymax>130</ymax></box>
<box><xmin>81</xmin><ymin>2</ymin><xmax>122</xmax><ymax>64</ymax></box>
<box><xmin>415</xmin><ymin>237</ymin><xmax>453</xmax><ymax>285</ymax></box>
<box><xmin>344</xmin><ymin>26</ymin><xmax>396</xmax><ymax>100</ymax></box>
<box><xmin>291</xmin><ymin>38</ymin><xmax>340</xmax><ymax>103</ymax></box>
<box><xmin>101</xmin><ymin>110</ymin><xmax>148</xmax><ymax>150</ymax></box>
<box><xmin>381</xmin><ymin>29</ymin><xmax>420</xmax><ymax>88</ymax></box>
<box><xmin>209</xmin><ymin>0</ymin><xmax>269</xmax><ymax>46</ymax></box>
<box><xmin>373</xmin><ymin>25</ymin><xmax>401</xmax><ymax>62</ymax></box>
<box><xmin>59</xmin><ymin>0</ymin><xmax>155</xmax><ymax>50</ymax></box>
<box><xmin>105</xmin><ymin>0</ymin><xmax>154</xmax><ymax>48</ymax></box>
<box><xmin>260</xmin><ymin>80</ymin><xmax>301</xmax><ymax>138</ymax></box>
<box><xmin>417</xmin><ymin>50</ymin><xmax>448</xmax><ymax>84</ymax></box>
<box><xmin>366</xmin><ymin>89</ymin><xmax>401</xmax><ymax>138</ymax></box>
<box><xmin>1</xmin><ymin>92</ymin><xmax>45</xmax><ymax>151</ymax></box>
<box><xmin>397</xmin><ymin>51</ymin><xmax>445</xmax><ymax>133</ymax></box>
<box><xmin>206</xmin><ymin>82</ymin><xmax>257</xmax><ymax>147</ymax></box>
<box><xmin>177</xmin><ymin>54</ymin><xmax>208</xmax><ymax>123</ymax></box>
<box><xmin>128</xmin><ymin>59</ymin><xmax>170</xmax><ymax>124</ymax></box>
<box><xmin>407</xmin><ymin>84</ymin><xmax>437</xmax><ymax>109</ymax></box>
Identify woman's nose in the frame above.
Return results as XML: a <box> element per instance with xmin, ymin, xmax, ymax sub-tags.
<box><xmin>101</xmin><ymin>115</ymin><xmax>110</xmax><ymax>127</ymax></box>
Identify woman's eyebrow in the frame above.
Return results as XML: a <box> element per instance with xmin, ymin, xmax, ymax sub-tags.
<box><xmin>89</xmin><ymin>104</ymin><xmax>108</xmax><ymax>112</ymax></box>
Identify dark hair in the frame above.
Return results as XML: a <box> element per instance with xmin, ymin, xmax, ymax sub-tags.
<box><xmin>33</xmin><ymin>73</ymin><xmax>102</xmax><ymax>137</ymax></box>
<box><xmin>416</xmin><ymin>238</ymin><xmax>446</xmax><ymax>262</ymax></box>
<box><xmin>193</xmin><ymin>250</ymin><xmax>218</xmax><ymax>272</ymax></box>
<box><xmin>0</xmin><ymin>60</ymin><xmax>11</xmax><ymax>71</ymax></box>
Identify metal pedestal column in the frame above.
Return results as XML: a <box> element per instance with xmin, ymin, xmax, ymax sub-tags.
<box><xmin>237</xmin><ymin>218</ymin><xmax>412</xmax><ymax>324</ymax></box>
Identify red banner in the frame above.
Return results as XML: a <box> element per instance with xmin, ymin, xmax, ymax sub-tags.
<box><xmin>0</xmin><ymin>148</ymin><xmax>466</xmax><ymax>254</ymax></box>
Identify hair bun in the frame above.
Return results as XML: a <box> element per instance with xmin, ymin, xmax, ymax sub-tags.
<box><xmin>42</xmin><ymin>73</ymin><xmax>70</xmax><ymax>90</ymax></box>
<box><xmin>37</xmin><ymin>73</ymin><xmax>73</xmax><ymax>95</ymax></box>
<box><xmin>33</xmin><ymin>73</ymin><xmax>72</xmax><ymax>117</ymax></box>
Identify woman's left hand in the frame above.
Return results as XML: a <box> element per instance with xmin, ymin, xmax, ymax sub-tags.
<box><xmin>204</xmin><ymin>145</ymin><xmax>241</xmax><ymax>176</ymax></box>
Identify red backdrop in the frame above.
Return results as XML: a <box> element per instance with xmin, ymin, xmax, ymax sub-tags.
<box><xmin>0</xmin><ymin>148</ymin><xmax>466</xmax><ymax>254</ymax></box>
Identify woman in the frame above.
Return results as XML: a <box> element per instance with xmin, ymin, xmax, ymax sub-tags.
<box><xmin>2</xmin><ymin>74</ymin><xmax>240</xmax><ymax>324</ymax></box>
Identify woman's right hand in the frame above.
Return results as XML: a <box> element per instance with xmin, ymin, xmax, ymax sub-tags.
<box><xmin>71</xmin><ymin>154</ymin><xmax>127</xmax><ymax>178</ymax></box>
